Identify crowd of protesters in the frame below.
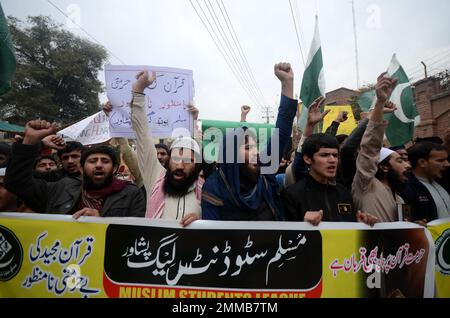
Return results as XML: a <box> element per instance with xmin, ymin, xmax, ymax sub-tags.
<box><xmin>1</xmin><ymin>63</ymin><xmax>449</xmax><ymax>228</ymax></box>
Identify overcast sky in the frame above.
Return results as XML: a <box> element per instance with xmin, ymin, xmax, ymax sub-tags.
<box><xmin>3</xmin><ymin>0</ymin><xmax>450</xmax><ymax>123</ymax></box>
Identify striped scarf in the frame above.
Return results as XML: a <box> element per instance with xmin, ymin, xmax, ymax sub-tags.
<box><xmin>79</xmin><ymin>178</ymin><xmax>129</xmax><ymax>212</ymax></box>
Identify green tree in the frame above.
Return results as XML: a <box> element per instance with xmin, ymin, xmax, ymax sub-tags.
<box><xmin>0</xmin><ymin>15</ymin><xmax>107</xmax><ymax>125</ymax></box>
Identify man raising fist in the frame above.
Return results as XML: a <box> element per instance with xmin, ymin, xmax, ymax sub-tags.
<box><xmin>5</xmin><ymin>120</ymin><xmax>145</xmax><ymax>218</ymax></box>
<box><xmin>240</xmin><ymin>105</ymin><xmax>251</xmax><ymax>122</ymax></box>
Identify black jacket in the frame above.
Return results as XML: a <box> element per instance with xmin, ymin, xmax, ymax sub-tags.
<box><xmin>5</xmin><ymin>143</ymin><xmax>145</xmax><ymax>217</ymax></box>
<box><xmin>282</xmin><ymin>174</ymin><xmax>356</xmax><ymax>222</ymax></box>
<box><xmin>338</xmin><ymin>118</ymin><xmax>369</xmax><ymax>189</ymax></box>
<box><xmin>401</xmin><ymin>174</ymin><xmax>439</xmax><ymax>222</ymax></box>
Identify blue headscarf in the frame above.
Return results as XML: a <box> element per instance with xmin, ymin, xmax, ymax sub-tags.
<box><xmin>202</xmin><ymin>126</ymin><xmax>282</xmax><ymax>219</ymax></box>
<box><xmin>217</xmin><ymin>126</ymin><xmax>265</xmax><ymax>210</ymax></box>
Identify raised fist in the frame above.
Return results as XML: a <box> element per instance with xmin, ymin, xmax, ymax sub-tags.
<box><xmin>274</xmin><ymin>62</ymin><xmax>294</xmax><ymax>83</ymax></box>
<box><xmin>132</xmin><ymin>70</ymin><xmax>156</xmax><ymax>94</ymax></box>
<box><xmin>375</xmin><ymin>72</ymin><xmax>398</xmax><ymax>104</ymax></box>
<box><xmin>23</xmin><ymin>120</ymin><xmax>58</xmax><ymax>146</ymax></box>
<box><xmin>241</xmin><ymin>105</ymin><xmax>251</xmax><ymax>114</ymax></box>
<box><xmin>102</xmin><ymin>101</ymin><xmax>113</xmax><ymax>116</ymax></box>
<box><xmin>335</xmin><ymin>111</ymin><xmax>348</xmax><ymax>123</ymax></box>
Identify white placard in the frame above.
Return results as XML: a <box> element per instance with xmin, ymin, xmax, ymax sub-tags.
<box><xmin>59</xmin><ymin>111</ymin><xmax>110</xmax><ymax>145</ymax></box>
<box><xmin>105</xmin><ymin>65</ymin><xmax>194</xmax><ymax>139</ymax></box>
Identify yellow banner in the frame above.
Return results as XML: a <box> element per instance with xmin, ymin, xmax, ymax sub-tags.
<box><xmin>0</xmin><ymin>216</ymin><xmax>107</xmax><ymax>298</ymax></box>
<box><xmin>322</xmin><ymin>105</ymin><xmax>357</xmax><ymax>136</ymax></box>
<box><xmin>427</xmin><ymin>218</ymin><xmax>450</xmax><ymax>298</ymax></box>
<box><xmin>0</xmin><ymin>214</ymin><xmax>436</xmax><ymax>298</ymax></box>
<box><xmin>296</xmin><ymin>104</ymin><xmax>357</xmax><ymax>135</ymax></box>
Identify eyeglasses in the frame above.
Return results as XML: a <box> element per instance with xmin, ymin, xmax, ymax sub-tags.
<box><xmin>171</xmin><ymin>156</ymin><xmax>195</xmax><ymax>164</ymax></box>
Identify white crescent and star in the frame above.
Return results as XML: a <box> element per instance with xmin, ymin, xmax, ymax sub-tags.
<box><xmin>389</xmin><ymin>82</ymin><xmax>416</xmax><ymax>124</ymax></box>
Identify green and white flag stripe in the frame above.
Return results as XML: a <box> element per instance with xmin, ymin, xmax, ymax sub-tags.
<box><xmin>360</xmin><ymin>54</ymin><xmax>420</xmax><ymax>146</ymax></box>
<box><xmin>385</xmin><ymin>54</ymin><xmax>420</xmax><ymax>146</ymax></box>
<box><xmin>298</xmin><ymin>16</ymin><xmax>325</xmax><ymax>132</ymax></box>
<box><xmin>386</xmin><ymin>54</ymin><xmax>420</xmax><ymax>123</ymax></box>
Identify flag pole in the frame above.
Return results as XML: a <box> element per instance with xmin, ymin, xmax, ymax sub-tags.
<box><xmin>351</xmin><ymin>0</ymin><xmax>361</xmax><ymax>89</ymax></box>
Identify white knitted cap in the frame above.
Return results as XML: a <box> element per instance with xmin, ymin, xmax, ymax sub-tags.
<box><xmin>378</xmin><ymin>147</ymin><xmax>395</xmax><ymax>164</ymax></box>
<box><xmin>170</xmin><ymin>136</ymin><xmax>202</xmax><ymax>161</ymax></box>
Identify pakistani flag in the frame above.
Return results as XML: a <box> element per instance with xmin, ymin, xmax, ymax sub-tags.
<box><xmin>357</xmin><ymin>54</ymin><xmax>420</xmax><ymax>146</ymax></box>
<box><xmin>385</xmin><ymin>54</ymin><xmax>420</xmax><ymax>146</ymax></box>
<box><xmin>0</xmin><ymin>3</ymin><xmax>16</xmax><ymax>96</ymax></box>
<box><xmin>298</xmin><ymin>16</ymin><xmax>325</xmax><ymax>132</ymax></box>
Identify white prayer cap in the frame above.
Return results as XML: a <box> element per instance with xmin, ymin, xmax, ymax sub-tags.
<box><xmin>170</xmin><ymin>136</ymin><xmax>202</xmax><ymax>161</ymax></box>
<box><xmin>0</xmin><ymin>168</ymin><xmax>5</xmax><ymax>177</ymax></box>
<box><xmin>378</xmin><ymin>147</ymin><xmax>395</xmax><ymax>164</ymax></box>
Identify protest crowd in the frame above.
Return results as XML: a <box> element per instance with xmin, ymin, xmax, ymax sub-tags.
<box><xmin>1</xmin><ymin>65</ymin><xmax>449</xmax><ymax>228</ymax></box>
<box><xmin>0</xmin><ymin>3</ymin><xmax>449</xmax><ymax>300</ymax></box>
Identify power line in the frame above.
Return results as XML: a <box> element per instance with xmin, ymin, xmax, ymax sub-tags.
<box><xmin>216</xmin><ymin>0</ymin><xmax>268</xmax><ymax>107</ymax></box>
<box><xmin>405</xmin><ymin>47</ymin><xmax>450</xmax><ymax>73</ymax></box>
<box><xmin>196</xmin><ymin>0</ymin><xmax>262</xmax><ymax>107</ymax></box>
<box><xmin>410</xmin><ymin>63</ymin><xmax>450</xmax><ymax>82</ymax></box>
<box><xmin>215</xmin><ymin>0</ymin><xmax>265</xmax><ymax>107</ymax></box>
<box><xmin>190</xmin><ymin>0</ymin><xmax>270</xmax><ymax>109</ymax></box>
<box><xmin>409</xmin><ymin>62</ymin><xmax>450</xmax><ymax>82</ymax></box>
<box><xmin>411</xmin><ymin>66</ymin><xmax>448</xmax><ymax>82</ymax></box>
<box><xmin>46</xmin><ymin>0</ymin><xmax>126</xmax><ymax>64</ymax></box>
<box><xmin>408</xmin><ymin>53</ymin><xmax>450</xmax><ymax>78</ymax></box>
<box><xmin>204</xmin><ymin>0</ymin><xmax>263</xmax><ymax>108</ymax></box>
<box><xmin>407</xmin><ymin>56</ymin><xmax>450</xmax><ymax>78</ymax></box>
<box><xmin>207</xmin><ymin>0</ymin><xmax>268</xmax><ymax>109</ymax></box>
<box><xmin>405</xmin><ymin>48</ymin><xmax>450</xmax><ymax>74</ymax></box>
<box><xmin>292</xmin><ymin>0</ymin><xmax>308</xmax><ymax>56</ymax></box>
<box><xmin>189</xmin><ymin>0</ymin><xmax>261</xmax><ymax>108</ymax></box>
<box><xmin>288</xmin><ymin>0</ymin><xmax>306</xmax><ymax>67</ymax></box>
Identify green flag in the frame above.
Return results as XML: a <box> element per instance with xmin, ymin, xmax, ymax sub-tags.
<box><xmin>0</xmin><ymin>3</ymin><xmax>16</xmax><ymax>96</ymax></box>
<box><xmin>298</xmin><ymin>16</ymin><xmax>325</xmax><ymax>132</ymax></box>
<box><xmin>384</xmin><ymin>54</ymin><xmax>420</xmax><ymax>146</ymax></box>
<box><xmin>356</xmin><ymin>54</ymin><xmax>420</xmax><ymax>146</ymax></box>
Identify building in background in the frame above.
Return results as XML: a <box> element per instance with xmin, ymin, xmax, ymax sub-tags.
<box><xmin>325</xmin><ymin>87</ymin><xmax>359</xmax><ymax>105</ymax></box>
<box><xmin>413</xmin><ymin>71</ymin><xmax>450</xmax><ymax>140</ymax></box>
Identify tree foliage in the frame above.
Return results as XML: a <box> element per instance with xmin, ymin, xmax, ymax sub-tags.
<box><xmin>435</xmin><ymin>69</ymin><xmax>450</xmax><ymax>92</ymax></box>
<box><xmin>0</xmin><ymin>15</ymin><xmax>107</xmax><ymax>125</ymax></box>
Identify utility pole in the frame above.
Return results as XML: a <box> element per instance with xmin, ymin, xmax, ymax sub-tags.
<box><xmin>261</xmin><ymin>105</ymin><xmax>275</xmax><ymax>124</ymax></box>
<box><xmin>351</xmin><ymin>0</ymin><xmax>361</xmax><ymax>89</ymax></box>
